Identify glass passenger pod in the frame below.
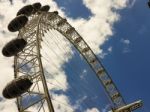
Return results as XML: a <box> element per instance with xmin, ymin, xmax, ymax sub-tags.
<box><xmin>53</xmin><ymin>11</ymin><xmax>58</xmax><ymax>15</ymax></box>
<box><xmin>40</xmin><ymin>5</ymin><xmax>50</xmax><ymax>12</ymax></box>
<box><xmin>2</xmin><ymin>38</ymin><xmax>27</xmax><ymax>57</ymax></box>
<box><xmin>2</xmin><ymin>75</ymin><xmax>33</xmax><ymax>99</ymax></box>
<box><xmin>74</xmin><ymin>37</ymin><xmax>82</xmax><ymax>44</ymax></box>
<box><xmin>57</xmin><ymin>18</ymin><xmax>67</xmax><ymax>27</ymax></box>
<box><xmin>17</xmin><ymin>5</ymin><xmax>34</xmax><ymax>16</ymax></box>
<box><xmin>32</xmin><ymin>2</ymin><xmax>42</xmax><ymax>13</ymax></box>
<box><xmin>8</xmin><ymin>15</ymin><xmax>28</xmax><ymax>32</ymax></box>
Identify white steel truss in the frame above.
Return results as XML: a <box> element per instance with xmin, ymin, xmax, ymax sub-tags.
<box><xmin>14</xmin><ymin>11</ymin><xmax>142</xmax><ymax>112</ymax></box>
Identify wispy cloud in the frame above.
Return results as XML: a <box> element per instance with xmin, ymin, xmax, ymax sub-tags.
<box><xmin>108</xmin><ymin>46</ymin><xmax>113</xmax><ymax>53</ymax></box>
<box><xmin>101</xmin><ymin>104</ymin><xmax>112</xmax><ymax>112</ymax></box>
<box><xmin>121</xmin><ymin>38</ymin><xmax>131</xmax><ymax>53</ymax></box>
<box><xmin>80</xmin><ymin>69</ymin><xmax>87</xmax><ymax>80</ymax></box>
<box><xmin>72</xmin><ymin>95</ymin><xmax>89</xmax><ymax>111</ymax></box>
<box><xmin>127</xmin><ymin>0</ymin><xmax>137</xmax><ymax>8</ymax></box>
<box><xmin>99</xmin><ymin>46</ymin><xmax>113</xmax><ymax>59</ymax></box>
<box><xmin>121</xmin><ymin>38</ymin><xmax>130</xmax><ymax>45</ymax></box>
<box><xmin>85</xmin><ymin>107</ymin><xmax>100</xmax><ymax>112</ymax></box>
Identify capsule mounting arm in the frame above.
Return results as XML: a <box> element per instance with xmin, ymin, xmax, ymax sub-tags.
<box><xmin>109</xmin><ymin>100</ymin><xmax>142</xmax><ymax>112</ymax></box>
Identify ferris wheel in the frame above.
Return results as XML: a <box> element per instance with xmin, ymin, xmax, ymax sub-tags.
<box><xmin>1</xmin><ymin>2</ymin><xmax>142</xmax><ymax>112</ymax></box>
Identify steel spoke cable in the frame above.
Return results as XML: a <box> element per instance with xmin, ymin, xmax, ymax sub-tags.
<box><xmin>37</xmin><ymin>99</ymin><xmax>46</xmax><ymax>112</ymax></box>
<box><xmin>48</xmin><ymin>29</ymin><xmax>73</xmax><ymax>56</ymax></box>
<box><xmin>51</xmin><ymin>25</ymin><xmax>117</xmax><ymax>107</ymax></box>
<box><xmin>51</xmin><ymin>29</ymin><xmax>73</xmax><ymax>54</ymax></box>
<box><xmin>41</xmin><ymin>50</ymin><xmax>93</xmax><ymax>110</ymax></box>
<box><xmin>47</xmin><ymin>30</ymin><xmax>73</xmax><ymax>61</ymax></box>
<box><xmin>41</xmin><ymin>45</ymin><xmax>91</xmax><ymax>94</ymax></box>
<box><xmin>41</xmin><ymin>40</ymin><xmax>99</xmax><ymax>98</ymax></box>
<box><xmin>39</xmin><ymin>49</ymin><xmax>82</xmax><ymax>110</ymax></box>
<box><xmin>41</xmin><ymin>43</ymin><xmax>100</xmax><ymax>110</ymax></box>
<box><xmin>46</xmin><ymin>78</ymin><xmax>95</xmax><ymax>112</ymax></box>
<box><xmin>51</xmin><ymin>98</ymin><xmax>75</xmax><ymax>112</ymax></box>
<box><xmin>44</xmin><ymin>29</ymin><xmax>72</xmax><ymax>56</ymax></box>
<box><xmin>26</xmin><ymin>15</ymin><xmax>105</xmax><ymax>110</ymax></box>
<box><xmin>46</xmin><ymin>80</ymin><xmax>64</xmax><ymax>89</ymax></box>
<box><xmin>42</xmin><ymin>39</ymin><xmax>102</xmax><ymax>104</ymax></box>
<box><xmin>44</xmin><ymin>30</ymin><xmax>107</xmax><ymax>107</ymax></box>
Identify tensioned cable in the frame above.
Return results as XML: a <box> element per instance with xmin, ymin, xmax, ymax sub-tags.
<box><xmin>51</xmin><ymin>99</ymin><xmax>75</xmax><ymax>112</ymax></box>
<box><xmin>37</xmin><ymin>100</ymin><xmax>46</xmax><ymax>112</ymax></box>
<box><xmin>44</xmin><ymin>29</ymin><xmax>105</xmax><ymax>101</ymax></box>
<box><xmin>41</xmin><ymin>40</ymin><xmax>95</xmax><ymax>110</ymax></box>
<box><xmin>41</xmin><ymin>50</ymin><xmax>93</xmax><ymax>111</ymax></box>
<box><xmin>46</xmin><ymin>79</ymin><xmax>76</xmax><ymax>112</ymax></box>
<box><xmin>46</xmin><ymin>25</ymin><xmax>113</xmax><ymax>105</ymax></box>
<box><xmin>41</xmin><ymin>31</ymin><xmax>102</xmax><ymax>97</ymax></box>
<box><xmin>40</xmin><ymin>29</ymin><xmax>105</xmax><ymax>109</ymax></box>
<box><xmin>41</xmin><ymin>42</ymin><xmax>101</xmax><ymax>103</ymax></box>
<box><xmin>41</xmin><ymin>39</ymin><xmax>99</xmax><ymax>100</ymax></box>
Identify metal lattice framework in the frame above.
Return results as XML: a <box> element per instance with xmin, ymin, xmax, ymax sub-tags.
<box><xmin>14</xmin><ymin>11</ymin><xmax>142</xmax><ymax>112</ymax></box>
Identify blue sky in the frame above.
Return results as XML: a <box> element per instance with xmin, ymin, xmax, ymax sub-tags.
<box><xmin>54</xmin><ymin>0</ymin><xmax>150</xmax><ymax>111</ymax></box>
<box><xmin>0</xmin><ymin>0</ymin><xmax>149</xmax><ymax>112</ymax></box>
<box><xmin>102</xmin><ymin>0</ymin><xmax>150</xmax><ymax>111</ymax></box>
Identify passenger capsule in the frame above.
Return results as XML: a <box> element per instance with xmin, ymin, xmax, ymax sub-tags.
<box><xmin>8</xmin><ymin>15</ymin><xmax>28</xmax><ymax>32</ymax></box>
<box><xmin>40</xmin><ymin>5</ymin><xmax>50</xmax><ymax>12</ymax></box>
<box><xmin>32</xmin><ymin>2</ymin><xmax>42</xmax><ymax>13</ymax></box>
<box><xmin>2</xmin><ymin>76</ymin><xmax>33</xmax><ymax>99</ymax></box>
<box><xmin>17</xmin><ymin>5</ymin><xmax>34</xmax><ymax>16</ymax></box>
<box><xmin>2</xmin><ymin>38</ymin><xmax>27</xmax><ymax>57</ymax></box>
<box><xmin>53</xmin><ymin>11</ymin><xmax>58</xmax><ymax>15</ymax></box>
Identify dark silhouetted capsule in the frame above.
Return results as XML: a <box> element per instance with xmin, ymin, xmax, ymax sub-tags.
<box><xmin>40</xmin><ymin>5</ymin><xmax>50</xmax><ymax>12</ymax></box>
<box><xmin>17</xmin><ymin>5</ymin><xmax>34</xmax><ymax>16</ymax></box>
<box><xmin>32</xmin><ymin>2</ymin><xmax>42</xmax><ymax>13</ymax></box>
<box><xmin>8</xmin><ymin>15</ymin><xmax>28</xmax><ymax>32</ymax></box>
<box><xmin>53</xmin><ymin>11</ymin><xmax>58</xmax><ymax>15</ymax></box>
<box><xmin>148</xmin><ymin>1</ymin><xmax>150</xmax><ymax>8</ymax></box>
<box><xmin>2</xmin><ymin>75</ymin><xmax>33</xmax><ymax>99</ymax></box>
<box><xmin>2</xmin><ymin>38</ymin><xmax>27</xmax><ymax>57</ymax></box>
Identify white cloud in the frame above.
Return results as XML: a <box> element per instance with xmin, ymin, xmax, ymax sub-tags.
<box><xmin>80</xmin><ymin>69</ymin><xmax>87</xmax><ymax>80</ymax></box>
<box><xmin>121</xmin><ymin>38</ymin><xmax>130</xmax><ymax>45</ymax></box>
<box><xmin>85</xmin><ymin>107</ymin><xmax>100</xmax><ymax>112</ymax></box>
<box><xmin>74</xmin><ymin>95</ymin><xmax>88</xmax><ymax>110</ymax></box>
<box><xmin>68</xmin><ymin>0</ymin><xmax>128</xmax><ymax>54</ymax></box>
<box><xmin>0</xmin><ymin>0</ymin><xmax>130</xmax><ymax>111</ymax></box>
<box><xmin>99</xmin><ymin>51</ymin><xmax>108</xmax><ymax>59</ymax></box>
<box><xmin>108</xmin><ymin>46</ymin><xmax>113</xmax><ymax>52</ymax></box>
<box><xmin>51</xmin><ymin>94</ymin><xmax>75</xmax><ymax>112</ymax></box>
<box><xmin>121</xmin><ymin>38</ymin><xmax>131</xmax><ymax>53</ymax></box>
<box><xmin>0</xmin><ymin>0</ymin><xmax>71</xmax><ymax>111</ymax></box>
<box><xmin>0</xmin><ymin>99</ymin><xmax>17</xmax><ymax>112</ymax></box>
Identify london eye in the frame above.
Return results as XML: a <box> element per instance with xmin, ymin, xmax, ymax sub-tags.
<box><xmin>1</xmin><ymin>2</ymin><xmax>142</xmax><ymax>112</ymax></box>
